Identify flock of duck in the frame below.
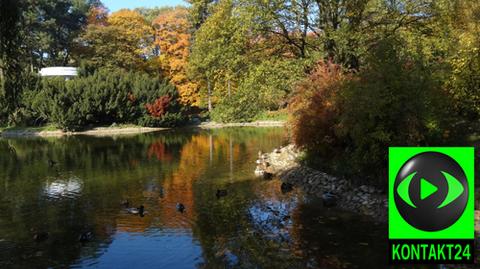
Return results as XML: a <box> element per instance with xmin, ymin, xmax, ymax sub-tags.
<box><xmin>256</xmin><ymin>150</ymin><xmax>340</xmax><ymax>207</ymax></box>
<box><xmin>120</xmin><ymin>186</ymin><xmax>228</xmax><ymax>217</ymax></box>
<box><xmin>33</xmin><ymin>158</ymin><xmax>231</xmax><ymax>244</ymax></box>
<box><xmin>32</xmin><ymin>229</ymin><xmax>94</xmax><ymax>244</ymax></box>
<box><xmin>35</xmin><ymin>153</ymin><xmax>339</xmax><ymax>245</ymax></box>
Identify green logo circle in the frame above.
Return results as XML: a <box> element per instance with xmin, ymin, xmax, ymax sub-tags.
<box><xmin>394</xmin><ymin>152</ymin><xmax>468</xmax><ymax>231</ymax></box>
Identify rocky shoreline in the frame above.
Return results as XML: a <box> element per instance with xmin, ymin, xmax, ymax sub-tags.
<box><xmin>256</xmin><ymin>145</ymin><xmax>480</xmax><ymax>267</ymax></box>
<box><xmin>255</xmin><ymin>145</ymin><xmax>388</xmax><ymax>221</ymax></box>
<box><xmin>256</xmin><ymin>145</ymin><xmax>480</xmax><ymax>230</ymax></box>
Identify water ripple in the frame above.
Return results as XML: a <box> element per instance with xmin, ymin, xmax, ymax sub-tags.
<box><xmin>43</xmin><ymin>175</ymin><xmax>83</xmax><ymax>200</ymax></box>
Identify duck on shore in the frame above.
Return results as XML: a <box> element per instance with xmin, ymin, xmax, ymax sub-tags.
<box><xmin>216</xmin><ymin>189</ymin><xmax>228</xmax><ymax>199</ymax></box>
<box><xmin>127</xmin><ymin>205</ymin><xmax>145</xmax><ymax>216</ymax></box>
<box><xmin>33</xmin><ymin>231</ymin><xmax>49</xmax><ymax>242</ymax></box>
<box><xmin>322</xmin><ymin>192</ymin><xmax>339</xmax><ymax>207</ymax></box>
<box><xmin>79</xmin><ymin>231</ymin><xmax>94</xmax><ymax>243</ymax></box>
<box><xmin>280</xmin><ymin>182</ymin><xmax>294</xmax><ymax>194</ymax></box>
<box><xmin>176</xmin><ymin>203</ymin><xmax>185</xmax><ymax>213</ymax></box>
<box><xmin>263</xmin><ymin>172</ymin><xmax>273</xmax><ymax>180</ymax></box>
<box><xmin>159</xmin><ymin>187</ymin><xmax>164</xmax><ymax>198</ymax></box>
<box><xmin>48</xmin><ymin>159</ymin><xmax>57</xmax><ymax>167</ymax></box>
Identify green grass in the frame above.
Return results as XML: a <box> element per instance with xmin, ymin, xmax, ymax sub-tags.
<box><xmin>254</xmin><ymin>110</ymin><xmax>288</xmax><ymax>121</ymax></box>
<box><xmin>0</xmin><ymin>124</ymin><xmax>59</xmax><ymax>132</ymax></box>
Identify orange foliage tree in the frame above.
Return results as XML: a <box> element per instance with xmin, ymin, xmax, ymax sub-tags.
<box><xmin>152</xmin><ymin>8</ymin><xmax>200</xmax><ymax>107</ymax></box>
<box><xmin>288</xmin><ymin>61</ymin><xmax>348</xmax><ymax>156</ymax></box>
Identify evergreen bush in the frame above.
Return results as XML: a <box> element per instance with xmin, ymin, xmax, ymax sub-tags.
<box><xmin>24</xmin><ymin>68</ymin><xmax>186</xmax><ymax>130</ymax></box>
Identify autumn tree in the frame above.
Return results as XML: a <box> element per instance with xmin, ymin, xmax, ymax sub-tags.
<box><xmin>152</xmin><ymin>7</ymin><xmax>200</xmax><ymax>106</ymax></box>
<box><xmin>189</xmin><ymin>0</ymin><xmax>253</xmax><ymax>106</ymax></box>
<box><xmin>441</xmin><ymin>0</ymin><xmax>480</xmax><ymax>120</ymax></box>
<box><xmin>187</xmin><ymin>0</ymin><xmax>217</xmax><ymax>29</ymax></box>
<box><xmin>78</xmin><ymin>9</ymin><xmax>154</xmax><ymax>70</ymax></box>
<box><xmin>136</xmin><ymin>6</ymin><xmax>183</xmax><ymax>24</ymax></box>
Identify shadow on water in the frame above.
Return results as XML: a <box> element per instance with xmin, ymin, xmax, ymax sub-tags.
<box><xmin>0</xmin><ymin>128</ymin><xmax>475</xmax><ymax>268</ymax></box>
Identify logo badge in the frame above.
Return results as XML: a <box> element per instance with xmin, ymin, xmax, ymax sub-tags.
<box><xmin>389</xmin><ymin>147</ymin><xmax>474</xmax><ymax>264</ymax></box>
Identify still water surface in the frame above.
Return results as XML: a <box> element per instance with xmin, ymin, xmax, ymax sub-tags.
<box><xmin>0</xmin><ymin>128</ymin><xmax>465</xmax><ymax>268</ymax></box>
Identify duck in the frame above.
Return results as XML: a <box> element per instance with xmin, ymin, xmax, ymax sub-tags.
<box><xmin>322</xmin><ymin>192</ymin><xmax>339</xmax><ymax>207</ymax></box>
<box><xmin>48</xmin><ymin>159</ymin><xmax>57</xmax><ymax>167</ymax></box>
<box><xmin>127</xmin><ymin>205</ymin><xmax>145</xmax><ymax>216</ymax></box>
<box><xmin>280</xmin><ymin>182</ymin><xmax>294</xmax><ymax>194</ymax></box>
<box><xmin>263</xmin><ymin>172</ymin><xmax>273</xmax><ymax>180</ymax></box>
<box><xmin>159</xmin><ymin>187</ymin><xmax>164</xmax><ymax>198</ymax></box>
<box><xmin>176</xmin><ymin>203</ymin><xmax>185</xmax><ymax>213</ymax></box>
<box><xmin>33</xmin><ymin>232</ymin><xmax>49</xmax><ymax>242</ymax></box>
<box><xmin>216</xmin><ymin>189</ymin><xmax>228</xmax><ymax>199</ymax></box>
<box><xmin>79</xmin><ymin>231</ymin><xmax>94</xmax><ymax>243</ymax></box>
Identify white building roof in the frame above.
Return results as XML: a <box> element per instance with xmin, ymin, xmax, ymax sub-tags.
<box><xmin>39</xmin><ymin>67</ymin><xmax>78</xmax><ymax>77</ymax></box>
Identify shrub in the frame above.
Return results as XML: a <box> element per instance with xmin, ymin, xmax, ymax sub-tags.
<box><xmin>30</xmin><ymin>77</ymin><xmax>88</xmax><ymax>130</ymax></box>
<box><xmin>336</xmin><ymin>41</ymin><xmax>456</xmax><ymax>181</ymax></box>
<box><xmin>288</xmin><ymin>60</ymin><xmax>346</xmax><ymax>157</ymax></box>
<box><xmin>289</xmin><ymin>40</ymin><xmax>458</xmax><ymax>184</ymax></box>
<box><xmin>145</xmin><ymin>96</ymin><xmax>172</xmax><ymax>118</ymax></box>
<box><xmin>25</xmin><ymin>68</ymin><xmax>186</xmax><ymax>130</ymax></box>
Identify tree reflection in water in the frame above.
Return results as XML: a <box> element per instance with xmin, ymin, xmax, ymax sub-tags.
<box><xmin>0</xmin><ymin>128</ymin><xmax>452</xmax><ymax>268</ymax></box>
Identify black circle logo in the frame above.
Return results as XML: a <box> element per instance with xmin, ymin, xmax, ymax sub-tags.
<box><xmin>394</xmin><ymin>152</ymin><xmax>468</xmax><ymax>231</ymax></box>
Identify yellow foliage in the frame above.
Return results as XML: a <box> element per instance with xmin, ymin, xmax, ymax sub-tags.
<box><xmin>80</xmin><ymin>9</ymin><xmax>154</xmax><ymax>70</ymax></box>
<box><xmin>108</xmin><ymin>9</ymin><xmax>154</xmax><ymax>58</ymax></box>
<box><xmin>153</xmin><ymin>8</ymin><xmax>200</xmax><ymax>107</ymax></box>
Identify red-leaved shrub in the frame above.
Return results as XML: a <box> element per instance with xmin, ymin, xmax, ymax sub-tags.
<box><xmin>145</xmin><ymin>95</ymin><xmax>172</xmax><ymax>118</ymax></box>
<box><xmin>288</xmin><ymin>60</ymin><xmax>348</xmax><ymax>156</ymax></box>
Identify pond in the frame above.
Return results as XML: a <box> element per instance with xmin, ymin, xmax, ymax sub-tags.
<box><xmin>0</xmin><ymin>127</ymin><xmax>469</xmax><ymax>269</ymax></box>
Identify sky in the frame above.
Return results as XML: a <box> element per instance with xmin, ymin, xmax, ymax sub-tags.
<box><xmin>102</xmin><ymin>0</ymin><xmax>186</xmax><ymax>12</ymax></box>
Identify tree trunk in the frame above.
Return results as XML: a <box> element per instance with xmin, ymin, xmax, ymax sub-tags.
<box><xmin>207</xmin><ymin>79</ymin><xmax>212</xmax><ymax>112</ymax></box>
